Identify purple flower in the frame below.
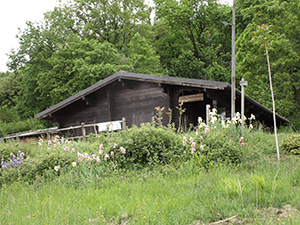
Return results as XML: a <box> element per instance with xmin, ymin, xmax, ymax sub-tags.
<box><xmin>16</xmin><ymin>158</ymin><xmax>22</xmax><ymax>164</ymax></box>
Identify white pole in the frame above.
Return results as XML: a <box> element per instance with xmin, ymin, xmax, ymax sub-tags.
<box><xmin>240</xmin><ymin>78</ymin><xmax>248</xmax><ymax>137</ymax></box>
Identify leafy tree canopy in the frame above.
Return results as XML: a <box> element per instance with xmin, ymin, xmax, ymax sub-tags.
<box><xmin>236</xmin><ymin>0</ymin><xmax>300</xmax><ymax>128</ymax></box>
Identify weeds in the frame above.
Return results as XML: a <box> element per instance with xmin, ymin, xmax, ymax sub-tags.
<box><xmin>0</xmin><ymin>110</ymin><xmax>299</xmax><ymax>224</ymax></box>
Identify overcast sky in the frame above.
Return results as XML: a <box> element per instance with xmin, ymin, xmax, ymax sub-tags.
<box><xmin>0</xmin><ymin>0</ymin><xmax>232</xmax><ymax>72</ymax></box>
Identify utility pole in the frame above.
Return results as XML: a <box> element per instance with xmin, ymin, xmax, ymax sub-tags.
<box><xmin>231</xmin><ymin>0</ymin><xmax>236</xmax><ymax>119</ymax></box>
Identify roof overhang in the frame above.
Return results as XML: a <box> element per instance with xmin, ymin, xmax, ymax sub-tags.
<box><xmin>36</xmin><ymin>72</ymin><xmax>230</xmax><ymax>120</ymax></box>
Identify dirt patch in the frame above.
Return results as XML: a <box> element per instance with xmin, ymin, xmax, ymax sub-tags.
<box><xmin>194</xmin><ymin>205</ymin><xmax>300</xmax><ymax>225</ymax></box>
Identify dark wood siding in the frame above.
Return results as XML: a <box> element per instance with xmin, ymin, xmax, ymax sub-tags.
<box><xmin>113</xmin><ymin>80</ymin><xmax>169</xmax><ymax>126</ymax></box>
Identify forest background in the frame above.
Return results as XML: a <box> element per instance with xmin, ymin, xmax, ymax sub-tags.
<box><xmin>1</xmin><ymin>0</ymin><xmax>300</xmax><ymax>136</ymax></box>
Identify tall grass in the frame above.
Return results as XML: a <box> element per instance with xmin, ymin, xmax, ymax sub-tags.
<box><xmin>0</xmin><ymin>121</ymin><xmax>300</xmax><ymax>224</ymax></box>
<box><xmin>1</xmin><ymin>154</ymin><xmax>300</xmax><ymax>224</ymax></box>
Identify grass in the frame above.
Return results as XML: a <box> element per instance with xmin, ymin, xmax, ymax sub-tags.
<box><xmin>1</xmin><ymin>127</ymin><xmax>300</xmax><ymax>224</ymax></box>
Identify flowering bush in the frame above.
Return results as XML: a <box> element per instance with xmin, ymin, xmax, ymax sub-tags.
<box><xmin>114</xmin><ymin>123</ymin><xmax>185</xmax><ymax>168</ymax></box>
<box><xmin>0</xmin><ymin>109</ymin><xmax>257</xmax><ymax>185</ymax></box>
<box><xmin>281</xmin><ymin>135</ymin><xmax>300</xmax><ymax>155</ymax></box>
<box><xmin>1</xmin><ymin>150</ymin><xmax>25</xmax><ymax>169</ymax></box>
<box><xmin>180</xmin><ymin>109</ymin><xmax>256</xmax><ymax>168</ymax></box>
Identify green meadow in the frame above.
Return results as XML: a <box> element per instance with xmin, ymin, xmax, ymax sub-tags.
<box><xmin>1</xmin><ymin>118</ymin><xmax>300</xmax><ymax>224</ymax></box>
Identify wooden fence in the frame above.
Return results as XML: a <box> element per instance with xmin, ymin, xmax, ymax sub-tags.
<box><xmin>0</xmin><ymin>118</ymin><xmax>126</xmax><ymax>143</ymax></box>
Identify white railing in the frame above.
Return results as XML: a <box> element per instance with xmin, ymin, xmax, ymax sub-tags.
<box><xmin>0</xmin><ymin>118</ymin><xmax>126</xmax><ymax>143</ymax></box>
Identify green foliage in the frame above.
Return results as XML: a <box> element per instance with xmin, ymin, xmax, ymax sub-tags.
<box><xmin>0</xmin><ymin>140</ymin><xmax>77</xmax><ymax>185</ymax></box>
<box><xmin>0</xmin><ymin>106</ymin><xmax>16</xmax><ymax>123</ymax></box>
<box><xmin>110</xmin><ymin>123</ymin><xmax>185</xmax><ymax>168</ymax></box>
<box><xmin>0</xmin><ymin>72</ymin><xmax>22</xmax><ymax>108</ymax></box>
<box><xmin>281</xmin><ymin>135</ymin><xmax>300</xmax><ymax>155</ymax></box>
<box><xmin>73</xmin><ymin>0</ymin><xmax>152</xmax><ymax>49</ymax></box>
<box><xmin>154</xmin><ymin>0</ymin><xmax>231</xmax><ymax>81</ymax></box>
<box><xmin>236</xmin><ymin>0</ymin><xmax>300</xmax><ymax>130</ymax></box>
<box><xmin>37</xmin><ymin>39</ymin><xmax>123</xmax><ymax>105</ymax></box>
<box><xmin>126</xmin><ymin>32</ymin><xmax>163</xmax><ymax>74</ymax></box>
<box><xmin>0</xmin><ymin>118</ymin><xmax>46</xmax><ymax>137</ymax></box>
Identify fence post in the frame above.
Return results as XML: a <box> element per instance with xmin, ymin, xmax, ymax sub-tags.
<box><xmin>16</xmin><ymin>135</ymin><xmax>20</xmax><ymax>143</ymax></box>
<box><xmin>47</xmin><ymin>129</ymin><xmax>50</xmax><ymax>141</ymax></box>
<box><xmin>206</xmin><ymin>104</ymin><xmax>211</xmax><ymax>124</ymax></box>
<box><xmin>81</xmin><ymin>122</ymin><xmax>86</xmax><ymax>141</ymax></box>
<box><xmin>122</xmin><ymin>117</ymin><xmax>126</xmax><ymax>130</ymax></box>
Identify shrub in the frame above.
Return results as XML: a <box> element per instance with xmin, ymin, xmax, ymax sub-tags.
<box><xmin>281</xmin><ymin>135</ymin><xmax>300</xmax><ymax>155</ymax></box>
<box><xmin>0</xmin><ymin>138</ymin><xmax>77</xmax><ymax>186</ymax></box>
<box><xmin>110</xmin><ymin>123</ymin><xmax>185</xmax><ymax>168</ymax></box>
<box><xmin>0</xmin><ymin>118</ymin><xmax>46</xmax><ymax>137</ymax></box>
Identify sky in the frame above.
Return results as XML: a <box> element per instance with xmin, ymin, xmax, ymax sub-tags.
<box><xmin>0</xmin><ymin>0</ymin><xmax>232</xmax><ymax>72</ymax></box>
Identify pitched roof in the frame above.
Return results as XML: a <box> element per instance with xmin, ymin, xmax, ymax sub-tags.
<box><xmin>35</xmin><ymin>71</ymin><xmax>292</xmax><ymax>127</ymax></box>
<box><xmin>36</xmin><ymin>72</ymin><xmax>230</xmax><ymax>119</ymax></box>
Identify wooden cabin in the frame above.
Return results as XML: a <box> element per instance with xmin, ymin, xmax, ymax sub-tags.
<box><xmin>36</xmin><ymin>72</ymin><xmax>291</xmax><ymax>135</ymax></box>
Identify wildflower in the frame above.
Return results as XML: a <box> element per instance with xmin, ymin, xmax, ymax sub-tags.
<box><xmin>71</xmin><ymin>148</ymin><xmax>75</xmax><ymax>153</ymax></box>
<box><xmin>113</xmin><ymin>143</ymin><xmax>118</xmax><ymax>148</ymax></box>
<box><xmin>239</xmin><ymin>137</ymin><xmax>245</xmax><ymax>147</ymax></box>
<box><xmin>120</xmin><ymin>147</ymin><xmax>126</xmax><ymax>154</ymax></box>
<box><xmin>209</xmin><ymin>108</ymin><xmax>217</xmax><ymax>118</ymax></box>
<box><xmin>189</xmin><ymin>137</ymin><xmax>194</xmax><ymax>144</ymax></box>
<box><xmin>38</xmin><ymin>139</ymin><xmax>43</xmax><ymax>147</ymax></box>
<box><xmin>99</xmin><ymin>144</ymin><xmax>104</xmax><ymax>154</ymax></box>
<box><xmin>110</xmin><ymin>151</ymin><xmax>115</xmax><ymax>157</ymax></box>
<box><xmin>96</xmin><ymin>156</ymin><xmax>101</xmax><ymax>162</ymax></box>
<box><xmin>198</xmin><ymin>117</ymin><xmax>203</xmax><ymax>124</ymax></box>
<box><xmin>72</xmin><ymin>162</ymin><xmax>77</xmax><ymax>167</ymax></box>
<box><xmin>191</xmin><ymin>148</ymin><xmax>195</xmax><ymax>154</ymax></box>
<box><xmin>92</xmin><ymin>154</ymin><xmax>97</xmax><ymax>159</ymax></box>
<box><xmin>104</xmin><ymin>154</ymin><xmax>109</xmax><ymax>161</ymax></box>
<box><xmin>183</xmin><ymin>136</ymin><xmax>187</xmax><ymax>146</ymax></box>
<box><xmin>200</xmin><ymin>145</ymin><xmax>204</xmax><ymax>151</ymax></box>
<box><xmin>239</xmin><ymin>137</ymin><xmax>245</xmax><ymax>144</ymax></box>
<box><xmin>199</xmin><ymin>122</ymin><xmax>206</xmax><ymax>128</ymax></box>
<box><xmin>16</xmin><ymin>157</ymin><xmax>22</xmax><ymax>164</ymax></box>
<box><xmin>249</xmin><ymin>124</ymin><xmax>253</xmax><ymax>129</ymax></box>
<box><xmin>191</xmin><ymin>142</ymin><xmax>196</xmax><ymax>148</ymax></box>
<box><xmin>195</xmin><ymin>131</ymin><xmax>198</xmax><ymax>136</ymax></box>
<box><xmin>48</xmin><ymin>140</ymin><xmax>52</xmax><ymax>146</ymax></box>
<box><xmin>1</xmin><ymin>158</ymin><xmax>7</xmax><ymax>168</ymax></box>
<box><xmin>222</xmin><ymin>120</ymin><xmax>226</xmax><ymax>128</ymax></box>
<box><xmin>64</xmin><ymin>147</ymin><xmax>69</xmax><ymax>152</ymax></box>
<box><xmin>205</xmin><ymin>126</ymin><xmax>209</xmax><ymax>134</ymax></box>
<box><xmin>54</xmin><ymin>166</ymin><xmax>60</xmax><ymax>171</ymax></box>
<box><xmin>249</xmin><ymin>114</ymin><xmax>256</xmax><ymax>121</ymax></box>
<box><xmin>199</xmin><ymin>136</ymin><xmax>203</xmax><ymax>141</ymax></box>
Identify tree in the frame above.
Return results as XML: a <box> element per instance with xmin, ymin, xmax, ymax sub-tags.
<box><xmin>236</xmin><ymin>0</ymin><xmax>300</xmax><ymax>129</ymax></box>
<box><xmin>73</xmin><ymin>0</ymin><xmax>152</xmax><ymax>50</ymax></box>
<box><xmin>153</xmin><ymin>0</ymin><xmax>231</xmax><ymax>81</ymax></box>
<box><xmin>126</xmin><ymin>32</ymin><xmax>163</xmax><ymax>75</ymax></box>
<box><xmin>37</xmin><ymin>38</ymin><xmax>123</xmax><ymax>105</ymax></box>
<box><xmin>8</xmin><ymin>0</ymin><xmax>153</xmax><ymax>118</ymax></box>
